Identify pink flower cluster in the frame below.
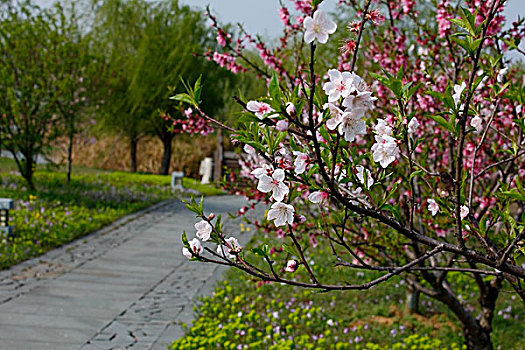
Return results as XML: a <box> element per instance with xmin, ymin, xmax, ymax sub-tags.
<box><xmin>162</xmin><ymin>107</ymin><xmax>213</xmax><ymax>136</ymax></box>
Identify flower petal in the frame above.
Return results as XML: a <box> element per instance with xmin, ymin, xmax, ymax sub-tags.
<box><xmin>304</xmin><ymin>31</ymin><xmax>316</xmax><ymax>43</ymax></box>
<box><xmin>273</xmin><ymin>168</ymin><xmax>285</xmax><ymax>182</ymax></box>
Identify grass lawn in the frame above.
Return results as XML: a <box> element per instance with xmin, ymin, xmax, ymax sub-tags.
<box><xmin>0</xmin><ymin>157</ymin><xmax>222</xmax><ymax>269</ymax></box>
<box><xmin>171</xmin><ymin>232</ymin><xmax>524</xmax><ymax>350</ymax></box>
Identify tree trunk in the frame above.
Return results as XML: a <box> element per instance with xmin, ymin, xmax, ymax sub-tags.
<box><xmin>23</xmin><ymin>153</ymin><xmax>35</xmax><ymax>191</ymax></box>
<box><xmin>66</xmin><ymin>131</ymin><xmax>74</xmax><ymax>183</ymax></box>
<box><xmin>437</xmin><ymin>288</ymin><xmax>494</xmax><ymax>350</ymax></box>
<box><xmin>462</xmin><ymin>325</ymin><xmax>492</xmax><ymax>350</ymax></box>
<box><xmin>130</xmin><ymin>137</ymin><xmax>138</xmax><ymax>172</ymax></box>
<box><xmin>405</xmin><ymin>284</ymin><xmax>420</xmax><ymax>314</ymax></box>
<box><xmin>417</xmin><ymin>272</ymin><xmax>497</xmax><ymax>350</ymax></box>
<box><xmin>159</xmin><ymin>134</ymin><xmax>173</xmax><ymax>175</ymax></box>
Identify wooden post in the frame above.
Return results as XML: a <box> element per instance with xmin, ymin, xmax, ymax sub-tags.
<box><xmin>213</xmin><ymin>128</ymin><xmax>223</xmax><ymax>182</ymax></box>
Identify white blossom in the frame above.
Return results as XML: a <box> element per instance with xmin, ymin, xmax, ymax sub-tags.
<box><xmin>371</xmin><ymin>134</ymin><xmax>399</xmax><ymax>168</ymax></box>
<box><xmin>182</xmin><ymin>238</ymin><xmax>203</xmax><ymax>259</ymax></box>
<box><xmin>324</xmin><ymin>103</ymin><xmax>344</xmax><ymax>131</ymax></box>
<box><xmin>460</xmin><ymin>205</ymin><xmax>469</xmax><ymax>220</ymax></box>
<box><xmin>308</xmin><ymin>191</ymin><xmax>329</xmax><ymax>204</ymax></box>
<box><xmin>342</xmin><ymin>90</ymin><xmax>377</xmax><ymax>110</ymax></box>
<box><xmin>323</xmin><ymin>69</ymin><xmax>354</xmax><ymax>102</ymax></box>
<box><xmin>374</xmin><ymin>119</ymin><xmax>392</xmax><ymax>137</ymax></box>
<box><xmin>285</xmin><ymin>102</ymin><xmax>296</xmax><ymax>116</ymax></box>
<box><xmin>276</xmin><ymin>119</ymin><xmax>289</xmax><ymax>131</ymax></box>
<box><xmin>246</xmin><ymin>100</ymin><xmax>274</xmax><ymax>119</ymax></box>
<box><xmin>452</xmin><ymin>82</ymin><xmax>467</xmax><ymax>108</ymax></box>
<box><xmin>303</xmin><ymin>10</ymin><xmax>337</xmax><ymax>44</ymax></box>
<box><xmin>407</xmin><ymin>117</ymin><xmax>420</xmax><ymax>135</ymax></box>
<box><xmin>251</xmin><ymin>164</ymin><xmax>273</xmax><ymax>179</ymax></box>
<box><xmin>356</xmin><ymin>165</ymin><xmax>374</xmax><ymax>188</ymax></box>
<box><xmin>497</xmin><ymin>67</ymin><xmax>508</xmax><ymax>83</ymax></box>
<box><xmin>427</xmin><ymin>199</ymin><xmax>439</xmax><ymax>216</ymax></box>
<box><xmin>217</xmin><ymin>237</ymin><xmax>242</xmax><ymax>259</ymax></box>
<box><xmin>470</xmin><ymin>116</ymin><xmax>483</xmax><ymax>133</ymax></box>
<box><xmin>293</xmin><ymin>151</ymin><xmax>309</xmax><ymax>175</ymax></box>
<box><xmin>194</xmin><ymin>220</ymin><xmax>212</xmax><ymax>241</ymax></box>
<box><xmin>267</xmin><ymin>202</ymin><xmax>295</xmax><ymax>227</ymax></box>
<box><xmin>257</xmin><ymin>168</ymin><xmax>289</xmax><ymax>201</ymax></box>
<box><xmin>338</xmin><ymin>109</ymin><xmax>366</xmax><ymax>142</ymax></box>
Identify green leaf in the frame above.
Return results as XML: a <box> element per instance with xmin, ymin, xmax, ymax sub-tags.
<box><xmin>275</xmin><ymin>131</ymin><xmax>286</xmax><ymax>146</ymax></box>
<box><xmin>282</xmin><ymin>243</ymin><xmax>299</xmax><ymax>257</ymax></box>
<box><xmin>215</xmin><ymin>214</ymin><xmax>223</xmax><ymax>234</ymax></box>
<box><xmin>479</xmin><ymin>215</ymin><xmax>488</xmax><ymax>235</ymax></box>
<box><xmin>369</xmin><ymin>72</ymin><xmax>389</xmax><ymax>86</ymax></box>
<box><xmin>251</xmin><ymin>245</ymin><xmax>269</xmax><ymax>258</ymax></box>
<box><xmin>269</xmin><ymin>72</ymin><xmax>281</xmax><ymax>105</ymax></box>
<box><xmin>391</xmin><ymin>80</ymin><xmax>403</xmax><ymax>98</ymax></box>
<box><xmin>182</xmin><ymin>231</ymin><xmax>189</xmax><ymax>246</ymax></box>
<box><xmin>378</xmin><ymin>182</ymin><xmax>399</xmax><ymax>209</ymax></box>
<box><xmin>499</xmin><ymin>190</ymin><xmax>525</xmax><ymax>201</ymax></box>
<box><xmin>237</xmin><ymin>112</ymin><xmax>260</xmax><ymax>124</ymax></box>
<box><xmin>450</xmin><ymin>18</ymin><xmax>475</xmax><ymax>36</ymax></box>
<box><xmin>170</xmin><ymin>93</ymin><xmax>194</xmax><ymax>105</ymax></box>
<box><xmin>396</xmin><ymin>65</ymin><xmax>404</xmax><ymax>80</ymax></box>
<box><xmin>193</xmin><ymin>75</ymin><xmax>202</xmax><ymax>103</ymax></box>
<box><xmin>409</xmin><ymin>170</ymin><xmax>424</xmax><ymax>182</ymax></box>
<box><xmin>429</xmin><ymin>114</ymin><xmax>455</xmax><ymax>134</ymax></box>
<box><xmin>318</xmin><ymin>127</ymin><xmax>331</xmax><ymax>146</ymax></box>
<box><xmin>516</xmin><ymin>177</ymin><xmax>524</xmax><ymax>193</ymax></box>
<box><xmin>184</xmin><ymin>195</ymin><xmax>201</xmax><ymax>214</ymax></box>
<box><xmin>470</xmin><ymin>38</ymin><xmax>482</xmax><ymax>53</ymax></box>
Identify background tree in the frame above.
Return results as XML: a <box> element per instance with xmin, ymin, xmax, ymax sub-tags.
<box><xmin>51</xmin><ymin>2</ymin><xmax>101</xmax><ymax>183</ymax></box>
<box><xmin>0</xmin><ymin>1</ymin><xmax>61</xmax><ymax>189</ymax></box>
<box><xmin>91</xmin><ymin>0</ymin><xmax>237</xmax><ymax>174</ymax></box>
<box><xmin>90</xmin><ymin>0</ymin><xmax>148</xmax><ymax>172</ymax></box>
<box><xmin>130</xmin><ymin>0</ymin><xmax>221</xmax><ymax>175</ymax></box>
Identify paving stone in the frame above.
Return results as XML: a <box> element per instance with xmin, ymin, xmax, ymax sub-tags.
<box><xmin>0</xmin><ymin>195</ymin><xmax>262</xmax><ymax>349</ymax></box>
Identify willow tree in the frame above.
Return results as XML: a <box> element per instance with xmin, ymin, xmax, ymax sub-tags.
<box><xmin>92</xmin><ymin>0</ymin><xmax>236</xmax><ymax>174</ymax></box>
<box><xmin>90</xmin><ymin>0</ymin><xmax>149</xmax><ymax>172</ymax></box>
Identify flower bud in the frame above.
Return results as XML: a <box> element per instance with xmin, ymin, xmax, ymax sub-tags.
<box><xmin>208</xmin><ymin>213</ymin><xmax>216</xmax><ymax>220</ymax></box>
<box><xmin>285</xmin><ymin>259</ymin><xmax>298</xmax><ymax>273</ymax></box>
<box><xmin>285</xmin><ymin>102</ymin><xmax>296</xmax><ymax>116</ymax></box>
<box><xmin>243</xmin><ymin>144</ymin><xmax>255</xmax><ymax>154</ymax></box>
<box><xmin>276</xmin><ymin>119</ymin><xmax>289</xmax><ymax>131</ymax></box>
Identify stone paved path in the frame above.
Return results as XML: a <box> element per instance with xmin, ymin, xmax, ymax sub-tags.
<box><xmin>0</xmin><ymin>195</ymin><xmax>258</xmax><ymax>350</ymax></box>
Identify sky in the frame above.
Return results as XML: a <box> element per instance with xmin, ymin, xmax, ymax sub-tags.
<box><xmin>179</xmin><ymin>0</ymin><xmax>524</xmax><ymax>37</ymax></box>
<box><xmin>35</xmin><ymin>0</ymin><xmax>525</xmax><ymax>36</ymax></box>
<box><xmin>35</xmin><ymin>0</ymin><xmax>524</xmax><ymax>55</ymax></box>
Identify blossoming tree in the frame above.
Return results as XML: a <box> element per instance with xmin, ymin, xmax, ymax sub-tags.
<box><xmin>174</xmin><ymin>1</ymin><xmax>524</xmax><ymax>349</ymax></box>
